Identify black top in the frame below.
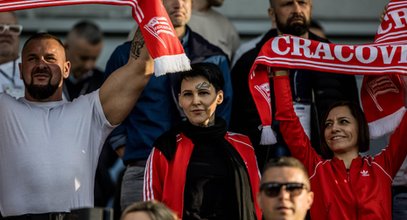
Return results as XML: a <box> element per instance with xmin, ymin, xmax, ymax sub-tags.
<box><xmin>182</xmin><ymin>120</ymin><xmax>238</xmax><ymax>220</ymax></box>
<box><xmin>155</xmin><ymin>118</ymin><xmax>256</xmax><ymax>220</ymax></box>
<box><xmin>63</xmin><ymin>68</ymin><xmax>105</xmax><ymax>101</ymax></box>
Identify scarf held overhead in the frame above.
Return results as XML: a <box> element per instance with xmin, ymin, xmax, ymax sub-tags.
<box><xmin>249</xmin><ymin>0</ymin><xmax>407</xmax><ymax>145</ymax></box>
<box><xmin>0</xmin><ymin>0</ymin><xmax>191</xmax><ymax>76</ymax></box>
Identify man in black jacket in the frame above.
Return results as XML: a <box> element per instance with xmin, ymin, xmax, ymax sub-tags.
<box><xmin>230</xmin><ymin>0</ymin><xmax>359</xmax><ymax>170</ymax></box>
<box><xmin>63</xmin><ymin>20</ymin><xmax>104</xmax><ymax>101</ymax></box>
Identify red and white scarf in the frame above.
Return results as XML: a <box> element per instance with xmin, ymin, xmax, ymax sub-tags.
<box><xmin>249</xmin><ymin>0</ymin><xmax>407</xmax><ymax>145</ymax></box>
<box><xmin>361</xmin><ymin>0</ymin><xmax>407</xmax><ymax>138</ymax></box>
<box><xmin>0</xmin><ymin>0</ymin><xmax>191</xmax><ymax>76</ymax></box>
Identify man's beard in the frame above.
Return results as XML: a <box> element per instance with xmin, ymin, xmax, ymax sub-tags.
<box><xmin>24</xmin><ymin>66</ymin><xmax>60</xmax><ymax>100</ymax></box>
<box><xmin>276</xmin><ymin>14</ymin><xmax>310</xmax><ymax>37</ymax></box>
<box><xmin>25</xmin><ymin>83</ymin><xmax>59</xmax><ymax>100</ymax></box>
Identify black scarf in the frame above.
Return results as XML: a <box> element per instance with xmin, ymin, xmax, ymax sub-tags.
<box><xmin>181</xmin><ymin>118</ymin><xmax>257</xmax><ymax>220</ymax></box>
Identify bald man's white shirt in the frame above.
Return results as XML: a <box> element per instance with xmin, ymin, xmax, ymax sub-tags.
<box><xmin>0</xmin><ymin>90</ymin><xmax>115</xmax><ymax>217</ymax></box>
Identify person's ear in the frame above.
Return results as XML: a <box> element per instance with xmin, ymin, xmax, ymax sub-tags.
<box><xmin>63</xmin><ymin>61</ymin><xmax>71</xmax><ymax>79</ymax></box>
<box><xmin>307</xmin><ymin>191</ymin><xmax>314</xmax><ymax>209</ymax></box>
<box><xmin>256</xmin><ymin>192</ymin><xmax>264</xmax><ymax>211</ymax></box>
<box><xmin>18</xmin><ymin>62</ymin><xmax>22</xmax><ymax>79</ymax></box>
<box><xmin>216</xmin><ymin>90</ymin><xmax>224</xmax><ymax>105</ymax></box>
<box><xmin>268</xmin><ymin>7</ymin><xmax>276</xmax><ymax>27</ymax></box>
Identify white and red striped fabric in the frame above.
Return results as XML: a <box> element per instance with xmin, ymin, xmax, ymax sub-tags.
<box><xmin>249</xmin><ymin>0</ymin><xmax>407</xmax><ymax>145</ymax></box>
<box><xmin>361</xmin><ymin>0</ymin><xmax>407</xmax><ymax>138</ymax></box>
<box><xmin>0</xmin><ymin>0</ymin><xmax>191</xmax><ymax>76</ymax></box>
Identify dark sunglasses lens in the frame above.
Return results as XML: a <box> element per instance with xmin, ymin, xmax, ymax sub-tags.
<box><xmin>261</xmin><ymin>183</ymin><xmax>305</xmax><ymax>197</ymax></box>
<box><xmin>263</xmin><ymin>185</ymin><xmax>281</xmax><ymax>197</ymax></box>
<box><xmin>285</xmin><ymin>183</ymin><xmax>305</xmax><ymax>196</ymax></box>
<box><xmin>0</xmin><ymin>25</ymin><xmax>5</xmax><ymax>32</ymax></box>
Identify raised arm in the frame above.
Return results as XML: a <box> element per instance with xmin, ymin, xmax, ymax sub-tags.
<box><xmin>99</xmin><ymin>29</ymin><xmax>154</xmax><ymax>125</ymax></box>
<box><xmin>272</xmin><ymin>70</ymin><xmax>322</xmax><ymax>172</ymax></box>
<box><xmin>374</xmin><ymin>110</ymin><xmax>407</xmax><ymax>178</ymax></box>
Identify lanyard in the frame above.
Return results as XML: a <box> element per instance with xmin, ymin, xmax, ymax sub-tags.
<box><xmin>0</xmin><ymin>60</ymin><xmax>16</xmax><ymax>86</ymax></box>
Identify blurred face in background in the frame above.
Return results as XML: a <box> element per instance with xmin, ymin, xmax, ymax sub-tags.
<box><xmin>163</xmin><ymin>0</ymin><xmax>192</xmax><ymax>28</ymax></box>
<box><xmin>0</xmin><ymin>12</ymin><xmax>21</xmax><ymax>63</ymax></box>
<box><xmin>269</xmin><ymin>0</ymin><xmax>312</xmax><ymax>37</ymax></box>
<box><xmin>65</xmin><ymin>35</ymin><xmax>103</xmax><ymax>79</ymax></box>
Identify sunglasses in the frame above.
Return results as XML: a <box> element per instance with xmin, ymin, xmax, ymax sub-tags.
<box><xmin>0</xmin><ymin>24</ymin><xmax>23</xmax><ymax>35</ymax></box>
<box><xmin>260</xmin><ymin>182</ymin><xmax>308</xmax><ymax>198</ymax></box>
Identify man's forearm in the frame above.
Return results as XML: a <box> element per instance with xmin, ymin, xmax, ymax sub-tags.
<box><xmin>130</xmin><ymin>28</ymin><xmax>145</xmax><ymax>60</ymax></box>
<box><xmin>99</xmin><ymin>28</ymin><xmax>154</xmax><ymax>125</ymax></box>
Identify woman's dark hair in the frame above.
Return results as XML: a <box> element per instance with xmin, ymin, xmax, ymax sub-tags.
<box><xmin>263</xmin><ymin>156</ymin><xmax>310</xmax><ymax>180</ymax></box>
<box><xmin>320</xmin><ymin>101</ymin><xmax>370</xmax><ymax>159</ymax></box>
<box><xmin>180</xmin><ymin>63</ymin><xmax>224</xmax><ymax>92</ymax></box>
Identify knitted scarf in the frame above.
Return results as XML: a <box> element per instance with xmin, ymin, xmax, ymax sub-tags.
<box><xmin>0</xmin><ymin>0</ymin><xmax>191</xmax><ymax>76</ymax></box>
<box><xmin>249</xmin><ymin>0</ymin><xmax>407</xmax><ymax>145</ymax></box>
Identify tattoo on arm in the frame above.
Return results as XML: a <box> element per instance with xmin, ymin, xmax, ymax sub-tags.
<box><xmin>130</xmin><ymin>28</ymin><xmax>145</xmax><ymax>60</ymax></box>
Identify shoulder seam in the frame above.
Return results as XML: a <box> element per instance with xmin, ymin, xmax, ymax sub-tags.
<box><xmin>371</xmin><ymin>161</ymin><xmax>393</xmax><ymax>181</ymax></box>
<box><xmin>309</xmin><ymin>160</ymin><xmax>330</xmax><ymax>180</ymax></box>
<box><xmin>227</xmin><ymin>136</ymin><xmax>253</xmax><ymax>149</ymax></box>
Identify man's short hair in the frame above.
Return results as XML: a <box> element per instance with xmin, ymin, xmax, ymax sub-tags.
<box><xmin>3</xmin><ymin>11</ymin><xmax>18</xmax><ymax>21</ymax></box>
<box><xmin>262</xmin><ymin>157</ymin><xmax>310</xmax><ymax>183</ymax></box>
<box><xmin>22</xmin><ymin>32</ymin><xmax>65</xmax><ymax>54</ymax></box>
<box><xmin>69</xmin><ymin>20</ymin><xmax>103</xmax><ymax>45</ymax></box>
<box><xmin>269</xmin><ymin>0</ymin><xmax>312</xmax><ymax>7</ymax></box>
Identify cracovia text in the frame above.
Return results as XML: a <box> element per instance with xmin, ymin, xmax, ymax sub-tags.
<box><xmin>271</xmin><ymin>36</ymin><xmax>407</xmax><ymax>65</ymax></box>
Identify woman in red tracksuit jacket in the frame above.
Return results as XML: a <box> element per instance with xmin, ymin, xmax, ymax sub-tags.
<box><xmin>143</xmin><ymin>63</ymin><xmax>261</xmax><ymax>220</ymax></box>
<box><xmin>272</xmin><ymin>70</ymin><xmax>407</xmax><ymax>220</ymax></box>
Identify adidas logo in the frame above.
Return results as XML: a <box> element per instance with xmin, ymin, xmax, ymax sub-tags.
<box><xmin>360</xmin><ymin>170</ymin><xmax>370</xmax><ymax>177</ymax></box>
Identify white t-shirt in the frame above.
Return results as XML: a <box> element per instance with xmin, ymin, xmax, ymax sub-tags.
<box><xmin>0</xmin><ymin>90</ymin><xmax>115</xmax><ymax>217</ymax></box>
<box><xmin>0</xmin><ymin>58</ymin><xmax>25</xmax><ymax>98</ymax></box>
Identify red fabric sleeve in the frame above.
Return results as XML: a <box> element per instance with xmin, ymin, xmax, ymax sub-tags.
<box><xmin>374</xmin><ymin>111</ymin><xmax>407</xmax><ymax>178</ymax></box>
<box><xmin>273</xmin><ymin>75</ymin><xmax>322</xmax><ymax>174</ymax></box>
<box><xmin>144</xmin><ymin>148</ymin><xmax>168</xmax><ymax>201</ymax></box>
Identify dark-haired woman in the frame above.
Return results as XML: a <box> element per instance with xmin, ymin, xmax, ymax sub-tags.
<box><xmin>144</xmin><ymin>63</ymin><xmax>261</xmax><ymax>220</ymax></box>
<box><xmin>272</xmin><ymin>70</ymin><xmax>407</xmax><ymax>220</ymax></box>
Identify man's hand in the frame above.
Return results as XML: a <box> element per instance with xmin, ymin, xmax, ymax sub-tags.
<box><xmin>115</xmin><ymin>145</ymin><xmax>126</xmax><ymax>158</ymax></box>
